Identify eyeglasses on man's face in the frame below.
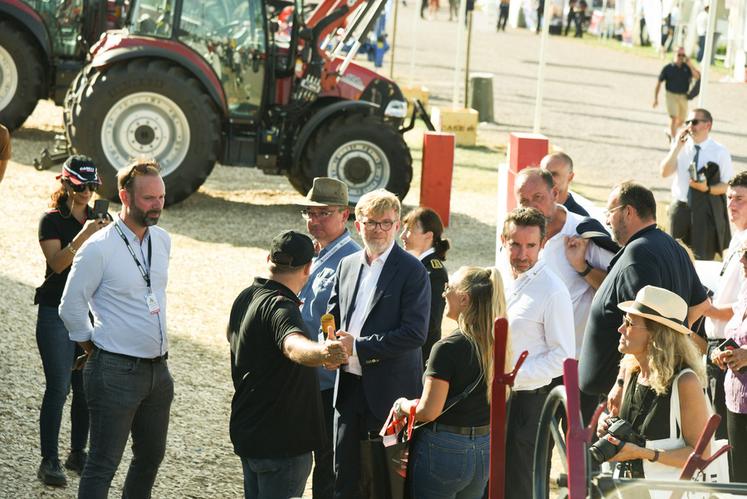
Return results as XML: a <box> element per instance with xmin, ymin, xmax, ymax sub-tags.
<box><xmin>604</xmin><ymin>204</ymin><xmax>626</xmax><ymax>218</ymax></box>
<box><xmin>301</xmin><ymin>208</ymin><xmax>340</xmax><ymax>220</ymax></box>
<box><xmin>361</xmin><ymin>219</ymin><xmax>395</xmax><ymax>231</ymax></box>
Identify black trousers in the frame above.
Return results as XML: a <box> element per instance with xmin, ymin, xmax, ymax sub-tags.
<box><xmin>498</xmin><ymin>4</ymin><xmax>509</xmax><ymax>30</ymax></box>
<box><xmin>313</xmin><ymin>388</ymin><xmax>335</xmax><ymax>499</ymax></box>
<box><xmin>334</xmin><ymin>372</ymin><xmax>383</xmax><ymax>499</ymax></box>
<box><xmin>505</xmin><ymin>385</ymin><xmax>552</xmax><ymax>499</ymax></box>
<box><xmin>728</xmin><ymin>409</ymin><xmax>747</xmax><ymax>482</ymax></box>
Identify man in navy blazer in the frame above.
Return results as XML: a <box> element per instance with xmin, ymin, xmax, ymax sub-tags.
<box><xmin>329</xmin><ymin>189</ymin><xmax>430</xmax><ymax>499</ymax></box>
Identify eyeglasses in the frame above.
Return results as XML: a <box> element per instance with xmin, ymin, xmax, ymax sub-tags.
<box><xmin>361</xmin><ymin>219</ymin><xmax>395</xmax><ymax>231</ymax></box>
<box><xmin>677</xmin><ymin>54</ymin><xmax>686</xmax><ymax>58</ymax></box>
<box><xmin>623</xmin><ymin>316</ymin><xmax>646</xmax><ymax>329</ymax></box>
<box><xmin>685</xmin><ymin>119</ymin><xmax>708</xmax><ymax>126</ymax></box>
<box><xmin>68</xmin><ymin>181</ymin><xmax>100</xmax><ymax>193</ymax></box>
<box><xmin>301</xmin><ymin>208</ymin><xmax>340</xmax><ymax>220</ymax></box>
<box><xmin>121</xmin><ymin>162</ymin><xmax>160</xmax><ymax>189</ymax></box>
<box><xmin>604</xmin><ymin>204</ymin><xmax>627</xmax><ymax>218</ymax></box>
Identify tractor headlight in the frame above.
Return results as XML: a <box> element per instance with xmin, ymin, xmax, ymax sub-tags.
<box><xmin>384</xmin><ymin>100</ymin><xmax>408</xmax><ymax>119</ymax></box>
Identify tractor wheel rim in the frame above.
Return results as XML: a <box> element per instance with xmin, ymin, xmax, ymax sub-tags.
<box><xmin>327</xmin><ymin>140</ymin><xmax>390</xmax><ymax>200</ymax></box>
<box><xmin>0</xmin><ymin>45</ymin><xmax>19</xmax><ymax>112</ymax></box>
<box><xmin>101</xmin><ymin>92</ymin><xmax>190</xmax><ymax>176</ymax></box>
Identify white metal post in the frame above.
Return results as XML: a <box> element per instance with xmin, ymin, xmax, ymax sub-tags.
<box><xmin>533</xmin><ymin>0</ymin><xmax>553</xmax><ymax>133</ymax></box>
<box><xmin>697</xmin><ymin>0</ymin><xmax>718</xmax><ymax>107</ymax></box>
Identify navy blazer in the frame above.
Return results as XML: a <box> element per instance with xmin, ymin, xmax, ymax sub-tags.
<box><xmin>328</xmin><ymin>243</ymin><xmax>431</xmax><ymax>422</ymax></box>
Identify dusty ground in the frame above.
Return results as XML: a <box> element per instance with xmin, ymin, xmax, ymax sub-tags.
<box><xmin>1</xmin><ymin>4</ymin><xmax>746</xmax><ymax>498</ymax></box>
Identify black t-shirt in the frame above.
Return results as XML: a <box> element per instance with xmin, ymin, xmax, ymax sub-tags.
<box><xmin>579</xmin><ymin>225</ymin><xmax>706</xmax><ymax>395</ymax></box>
<box><xmin>35</xmin><ymin>205</ymin><xmax>91</xmax><ymax>306</ymax></box>
<box><xmin>659</xmin><ymin>63</ymin><xmax>692</xmax><ymax>94</ymax></box>
<box><xmin>425</xmin><ymin>331</ymin><xmax>489</xmax><ymax>427</ymax></box>
<box><xmin>227</xmin><ymin>277</ymin><xmax>325</xmax><ymax>458</ymax></box>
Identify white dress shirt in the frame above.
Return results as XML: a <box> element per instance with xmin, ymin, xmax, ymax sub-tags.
<box><xmin>705</xmin><ymin>229</ymin><xmax>747</xmax><ymax>339</ymax></box>
<box><xmin>541</xmin><ymin>206</ymin><xmax>615</xmax><ymax>357</ymax></box>
<box><xmin>504</xmin><ymin>260</ymin><xmax>575</xmax><ymax>391</ymax></box>
<box><xmin>343</xmin><ymin>241</ymin><xmax>395</xmax><ymax>375</ymax></box>
<box><xmin>672</xmin><ymin>137</ymin><xmax>733</xmax><ymax>203</ymax></box>
<box><xmin>59</xmin><ymin>218</ymin><xmax>171</xmax><ymax>358</ymax></box>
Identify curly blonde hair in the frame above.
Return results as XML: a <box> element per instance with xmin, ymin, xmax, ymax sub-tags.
<box><xmin>621</xmin><ymin>317</ymin><xmax>705</xmax><ymax>395</ymax></box>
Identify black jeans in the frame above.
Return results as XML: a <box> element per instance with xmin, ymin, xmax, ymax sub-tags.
<box><xmin>727</xmin><ymin>409</ymin><xmax>747</xmax><ymax>482</ymax></box>
<box><xmin>313</xmin><ymin>388</ymin><xmax>335</xmax><ymax>499</ymax></box>
<box><xmin>79</xmin><ymin>349</ymin><xmax>173</xmax><ymax>498</ymax></box>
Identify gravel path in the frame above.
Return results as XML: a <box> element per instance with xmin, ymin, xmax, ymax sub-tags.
<box><xmin>1</xmin><ymin>6</ymin><xmax>746</xmax><ymax>498</ymax></box>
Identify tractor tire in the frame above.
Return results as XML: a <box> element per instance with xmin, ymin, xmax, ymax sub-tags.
<box><xmin>0</xmin><ymin>21</ymin><xmax>44</xmax><ymax>131</ymax></box>
<box><xmin>296</xmin><ymin>113</ymin><xmax>412</xmax><ymax>205</ymax></box>
<box><xmin>66</xmin><ymin>59</ymin><xmax>221</xmax><ymax>206</ymax></box>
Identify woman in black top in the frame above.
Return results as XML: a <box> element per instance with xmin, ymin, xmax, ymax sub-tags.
<box><xmin>596</xmin><ymin>286</ymin><xmax>709</xmax><ymax>479</ymax></box>
<box><xmin>401</xmin><ymin>207</ymin><xmax>450</xmax><ymax>367</ymax></box>
<box><xmin>392</xmin><ymin>266</ymin><xmax>507</xmax><ymax>499</ymax></box>
<box><xmin>35</xmin><ymin>156</ymin><xmax>110</xmax><ymax>486</ymax></box>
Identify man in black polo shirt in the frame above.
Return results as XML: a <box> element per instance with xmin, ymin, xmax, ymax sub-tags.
<box><xmin>579</xmin><ymin>182</ymin><xmax>709</xmax><ymax>415</ymax></box>
<box><xmin>227</xmin><ymin>230</ymin><xmax>348</xmax><ymax>499</ymax></box>
<box><xmin>654</xmin><ymin>47</ymin><xmax>700</xmax><ymax>141</ymax></box>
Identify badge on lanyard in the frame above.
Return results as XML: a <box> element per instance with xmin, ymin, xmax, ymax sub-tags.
<box><xmin>146</xmin><ymin>292</ymin><xmax>160</xmax><ymax>315</ymax></box>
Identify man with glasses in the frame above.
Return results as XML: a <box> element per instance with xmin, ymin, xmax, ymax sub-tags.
<box><xmin>653</xmin><ymin>47</ymin><xmax>700</xmax><ymax>140</ymax></box>
<box><xmin>60</xmin><ymin>159</ymin><xmax>172</xmax><ymax>498</ymax></box>
<box><xmin>327</xmin><ymin>189</ymin><xmax>430</xmax><ymax>499</ymax></box>
<box><xmin>579</xmin><ymin>182</ymin><xmax>708</xmax><ymax>420</ymax></box>
<box><xmin>660</xmin><ymin>108</ymin><xmax>733</xmax><ymax>260</ymax></box>
<box><xmin>297</xmin><ymin>178</ymin><xmax>360</xmax><ymax>499</ymax></box>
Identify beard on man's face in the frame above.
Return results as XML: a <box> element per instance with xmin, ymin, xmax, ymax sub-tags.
<box><xmin>131</xmin><ymin>203</ymin><xmax>161</xmax><ymax>227</ymax></box>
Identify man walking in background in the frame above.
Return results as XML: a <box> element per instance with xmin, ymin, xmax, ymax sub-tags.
<box><xmin>298</xmin><ymin>178</ymin><xmax>360</xmax><ymax>499</ymax></box>
<box><xmin>60</xmin><ymin>160</ymin><xmax>172</xmax><ymax>498</ymax></box>
<box><xmin>654</xmin><ymin>47</ymin><xmax>700</xmax><ymax>141</ymax></box>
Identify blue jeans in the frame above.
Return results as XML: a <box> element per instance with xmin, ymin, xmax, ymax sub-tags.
<box><xmin>241</xmin><ymin>452</ymin><xmax>312</xmax><ymax>499</ymax></box>
<box><xmin>409</xmin><ymin>427</ymin><xmax>490</xmax><ymax>499</ymax></box>
<box><xmin>79</xmin><ymin>349</ymin><xmax>173</xmax><ymax>499</ymax></box>
<box><xmin>36</xmin><ymin>305</ymin><xmax>89</xmax><ymax>459</ymax></box>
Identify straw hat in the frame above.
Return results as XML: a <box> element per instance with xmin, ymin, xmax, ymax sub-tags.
<box><xmin>617</xmin><ymin>285</ymin><xmax>692</xmax><ymax>335</ymax></box>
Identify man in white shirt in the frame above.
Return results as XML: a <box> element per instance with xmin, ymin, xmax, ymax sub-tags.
<box><xmin>515</xmin><ymin>168</ymin><xmax>615</xmax><ymax>357</ymax></box>
<box><xmin>701</xmin><ymin>171</ymin><xmax>747</xmax><ymax>438</ymax></box>
<box><xmin>328</xmin><ymin>189</ymin><xmax>430</xmax><ymax>499</ymax></box>
<box><xmin>60</xmin><ymin>160</ymin><xmax>171</xmax><ymax>498</ymax></box>
<box><xmin>501</xmin><ymin>207</ymin><xmax>575</xmax><ymax>499</ymax></box>
<box><xmin>660</xmin><ymin>107</ymin><xmax>733</xmax><ymax>260</ymax></box>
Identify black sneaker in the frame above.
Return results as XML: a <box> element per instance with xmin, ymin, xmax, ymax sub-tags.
<box><xmin>64</xmin><ymin>450</ymin><xmax>87</xmax><ymax>475</ymax></box>
<box><xmin>37</xmin><ymin>458</ymin><xmax>67</xmax><ymax>486</ymax></box>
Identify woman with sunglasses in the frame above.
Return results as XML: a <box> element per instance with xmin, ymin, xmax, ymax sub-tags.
<box><xmin>392</xmin><ymin>266</ymin><xmax>507</xmax><ymax>499</ymax></box>
<box><xmin>401</xmin><ymin>207</ymin><xmax>450</xmax><ymax>367</ymax></box>
<box><xmin>34</xmin><ymin>155</ymin><xmax>110</xmax><ymax>486</ymax></box>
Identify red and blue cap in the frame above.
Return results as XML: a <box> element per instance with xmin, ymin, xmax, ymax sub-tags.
<box><xmin>57</xmin><ymin>155</ymin><xmax>100</xmax><ymax>185</ymax></box>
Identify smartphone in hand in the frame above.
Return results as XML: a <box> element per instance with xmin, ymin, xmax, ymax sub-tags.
<box><xmin>93</xmin><ymin>199</ymin><xmax>109</xmax><ymax>220</ymax></box>
<box><xmin>718</xmin><ymin>338</ymin><xmax>747</xmax><ymax>373</ymax></box>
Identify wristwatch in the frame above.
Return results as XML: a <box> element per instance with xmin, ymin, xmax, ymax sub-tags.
<box><xmin>577</xmin><ymin>260</ymin><xmax>593</xmax><ymax>277</ymax></box>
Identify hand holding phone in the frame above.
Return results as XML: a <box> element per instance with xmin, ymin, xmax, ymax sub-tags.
<box><xmin>716</xmin><ymin>338</ymin><xmax>747</xmax><ymax>373</ymax></box>
<box><xmin>93</xmin><ymin>199</ymin><xmax>110</xmax><ymax>220</ymax></box>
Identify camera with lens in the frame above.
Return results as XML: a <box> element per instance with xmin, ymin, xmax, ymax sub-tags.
<box><xmin>589</xmin><ymin>417</ymin><xmax>646</xmax><ymax>464</ymax></box>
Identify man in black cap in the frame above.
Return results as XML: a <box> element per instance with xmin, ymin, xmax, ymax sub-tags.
<box><xmin>227</xmin><ymin>230</ymin><xmax>349</xmax><ymax>499</ymax></box>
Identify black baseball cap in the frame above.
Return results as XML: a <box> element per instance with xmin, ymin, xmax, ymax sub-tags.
<box><xmin>57</xmin><ymin>155</ymin><xmax>100</xmax><ymax>185</ymax></box>
<box><xmin>270</xmin><ymin>230</ymin><xmax>314</xmax><ymax>267</ymax></box>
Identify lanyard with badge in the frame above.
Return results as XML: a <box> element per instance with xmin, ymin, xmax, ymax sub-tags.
<box><xmin>114</xmin><ymin>223</ymin><xmax>160</xmax><ymax>315</ymax></box>
<box><xmin>310</xmin><ymin>234</ymin><xmax>352</xmax><ymax>274</ymax></box>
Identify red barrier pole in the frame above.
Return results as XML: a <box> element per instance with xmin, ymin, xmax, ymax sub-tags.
<box><xmin>489</xmin><ymin>317</ymin><xmax>528</xmax><ymax>499</ymax></box>
<box><xmin>562</xmin><ymin>359</ymin><xmax>589</xmax><ymax>499</ymax></box>
<box><xmin>420</xmin><ymin>132</ymin><xmax>455</xmax><ymax>227</ymax></box>
<box><xmin>506</xmin><ymin>132</ymin><xmax>549</xmax><ymax>211</ymax></box>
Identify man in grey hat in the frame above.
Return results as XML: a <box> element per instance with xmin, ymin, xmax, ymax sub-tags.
<box><xmin>297</xmin><ymin>178</ymin><xmax>360</xmax><ymax>499</ymax></box>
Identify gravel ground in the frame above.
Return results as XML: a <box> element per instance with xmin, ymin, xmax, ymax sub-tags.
<box><xmin>1</xmin><ymin>5</ymin><xmax>746</xmax><ymax>498</ymax></box>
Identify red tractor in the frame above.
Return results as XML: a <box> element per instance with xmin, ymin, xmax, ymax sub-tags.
<box><xmin>0</xmin><ymin>0</ymin><xmax>126</xmax><ymax>130</ymax></box>
<box><xmin>63</xmin><ymin>0</ymin><xmax>414</xmax><ymax>205</ymax></box>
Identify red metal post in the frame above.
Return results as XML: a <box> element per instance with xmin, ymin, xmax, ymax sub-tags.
<box><xmin>506</xmin><ymin>132</ymin><xmax>549</xmax><ymax>211</ymax></box>
<box><xmin>420</xmin><ymin>132</ymin><xmax>455</xmax><ymax>227</ymax></box>
<box><xmin>489</xmin><ymin>317</ymin><xmax>528</xmax><ymax>499</ymax></box>
<box><xmin>562</xmin><ymin>359</ymin><xmax>590</xmax><ymax>499</ymax></box>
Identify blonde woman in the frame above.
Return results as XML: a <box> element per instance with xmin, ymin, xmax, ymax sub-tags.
<box><xmin>597</xmin><ymin>285</ymin><xmax>709</xmax><ymax>478</ymax></box>
<box><xmin>393</xmin><ymin>266</ymin><xmax>507</xmax><ymax>499</ymax></box>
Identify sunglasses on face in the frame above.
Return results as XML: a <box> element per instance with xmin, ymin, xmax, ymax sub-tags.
<box><xmin>685</xmin><ymin>119</ymin><xmax>708</xmax><ymax>126</ymax></box>
<box><xmin>68</xmin><ymin>181</ymin><xmax>100</xmax><ymax>193</ymax></box>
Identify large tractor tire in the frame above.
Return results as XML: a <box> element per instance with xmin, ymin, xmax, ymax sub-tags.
<box><xmin>295</xmin><ymin>113</ymin><xmax>412</xmax><ymax>205</ymax></box>
<box><xmin>66</xmin><ymin>59</ymin><xmax>221</xmax><ymax>205</ymax></box>
<box><xmin>0</xmin><ymin>21</ymin><xmax>45</xmax><ymax>131</ymax></box>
